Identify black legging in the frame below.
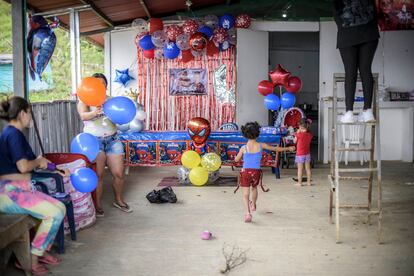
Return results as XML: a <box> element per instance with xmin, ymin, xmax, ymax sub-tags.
<box><xmin>339</xmin><ymin>39</ymin><xmax>378</xmax><ymax>111</ymax></box>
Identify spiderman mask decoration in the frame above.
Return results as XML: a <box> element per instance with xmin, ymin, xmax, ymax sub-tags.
<box><xmin>187</xmin><ymin>117</ymin><xmax>211</xmax><ymax>151</ymax></box>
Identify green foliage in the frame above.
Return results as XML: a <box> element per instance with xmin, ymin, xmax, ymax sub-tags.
<box><xmin>0</xmin><ymin>1</ymin><xmax>104</xmax><ymax>102</ymax></box>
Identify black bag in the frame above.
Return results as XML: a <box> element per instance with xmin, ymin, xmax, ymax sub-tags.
<box><xmin>159</xmin><ymin>186</ymin><xmax>177</xmax><ymax>203</ymax></box>
<box><xmin>146</xmin><ymin>190</ymin><xmax>162</xmax><ymax>203</ymax></box>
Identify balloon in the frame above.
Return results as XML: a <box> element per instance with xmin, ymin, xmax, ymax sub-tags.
<box><xmin>28</xmin><ymin>28</ymin><xmax>56</xmax><ymax>81</ymax></box>
<box><xmin>286</xmin><ymin>76</ymin><xmax>302</xmax><ymax>93</ymax></box>
<box><xmin>191</xmin><ymin>49</ymin><xmax>205</xmax><ymax>58</ymax></box>
<box><xmin>235</xmin><ymin>14</ymin><xmax>251</xmax><ymax>28</ymax></box>
<box><xmin>163</xmin><ymin>42</ymin><xmax>180</xmax><ymax>59</ymax></box>
<box><xmin>258</xmin><ymin>80</ymin><xmax>274</xmax><ymax>96</ymax></box>
<box><xmin>227</xmin><ymin>28</ymin><xmax>237</xmax><ymax>45</ymax></box>
<box><xmin>165</xmin><ymin>25</ymin><xmax>183</xmax><ymax>41</ymax></box>
<box><xmin>206</xmin><ymin>40</ymin><xmax>219</xmax><ymax>57</ymax></box>
<box><xmin>131</xmin><ymin>18</ymin><xmax>148</xmax><ymax>35</ymax></box>
<box><xmin>187</xmin><ymin>117</ymin><xmax>211</xmax><ymax>147</ymax></box>
<box><xmin>181</xmin><ymin>150</ymin><xmax>201</xmax><ymax>169</ymax></box>
<box><xmin>198</xmin><ymin>25</ymin><xmax>213</xmax><ymax>39</ymax></box>
<box><xmin>219</xmin><ymin>14</ymin><xmax>235</xmax><ymax>30</ymax></box>
<box><xmin>149</xmin><ymin>18</ymin><xmax>163</xmax><ymax>34</ymax></box>
<box><xmin>219</xmin><ymin>41</ymin><xmax>230</xmax><ymax>51</ymax></box>
<box><xmin>70</xmin><ymin>167</ymin><xmax>98</xmax><ymax>193</ymax></box>
<box><xmin>117</xmin><ymin>123</ymin><xmax>130</xmax><ymax>132</ymax></box>
<box><xmin>70</xmin><ymin>133</ymin><xmax>100</xmax><ymax>162</ymax></box>
<box><xmin>154</xmin><ymin>48</ymin><xmax>164</xmax><ymax>59</ymax></box>
<box><xmin>139</xmin><ymin>34</ymin><xmax>155</xmax><ymax>50</ymax></box>
<box><xmin>103</xmin><ymin>96</ymin><xmax>136</xmax><ymax>125</ymax></box>
<box><xmin>189</xmin><ymin>166</ymin><xmax>209</xmax><ymax>186</ymax></box>
<box><xmin>177</xmin><ymin>166</ymin><xmax>190</xmax><ymax>184</ymax></box>
<box><xmin>208</xmin><ymin>170</ymin><xmax>220</xmax><ymax>184</ymax></box>
<box><xmin>212</xmin><ymin>27</ymin><xmax>228</xmax><ymax>44</ymax></box>
<box><xmin>264</xmin><ymin>94</ymin><xmax>281</xmax><ymax>111</ymax></box>
<box><xmin>151</xmin><ymin>30</ymin><xmax>167</xmax><ymax>48</ymax></box>
<box><xmin>135</xmin><ymin>110</ymin><xmax>147</xmax><ymax>120</ymax></box>
<box><xmin>176</xmin><ymin>33</ymin><xmax>190</xmax><ymax>50</ymax></box>
<box><xmin>143</xmin><ymin>49</ymin><xmax>155</xmax><ymax>59</ymax></box>
<box><xmin>281</xmin><ymin>92</ymin><xmax>296</xmax><ymax>109</ymax></box>
<box><xmin>269</xmin><ymin>64</ymin><xmax>291</xmax><ymax>87</ymax></box>
<box><xmin>182</xmin><ymin>19</ymin><xmax>199</xmax><ymax>35</ymax></box>
<box><xmin>204</xmin><ymin>15</ymin><xmax>219</xmax><ymax>29</ymax></box>
<box><xmin>201</xmin><ymin>153</ymin><xmax>222</xmax><ymax>172</ymax></box>
<box><xmin>77</xmin><ymin>77</ymin><xmax>106</xmax><ymax>106</ymax></box>
<box><xmin>189</xmin><ymin>32</ymin><xmax>208</xmax><ymax>51</ymax></box>
<box><xmin>135</xmin><ymin>33</ymin><xmax>147</xmax><ymax>48</ymax></box>
<box><xmin>180</xmin><ymin>49</ymin><xmax>194</xmax><ymax>63</ymax></box>
<box><xmin>129</xmin><ymin>118</ymin><xmax>144</xmax><ymax>132</ymax></box>
<box><xmin>114</xmin><ymin>69</ymin><xmax>134</xmax><ymax>87</ymax></box>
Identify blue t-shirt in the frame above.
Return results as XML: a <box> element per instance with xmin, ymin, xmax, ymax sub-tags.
<box><xmin>0</xmin><ymin>125</ymin><xmax>36</xmax><ymax>176</ymax></box>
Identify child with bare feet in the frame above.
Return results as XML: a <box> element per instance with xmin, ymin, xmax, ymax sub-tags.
<box><xmin>294</xmin><ymin>119</ymin><xmax>313</xmax><ymax>186</ymax></box>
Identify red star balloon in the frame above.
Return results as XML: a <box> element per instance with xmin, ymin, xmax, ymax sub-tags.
<box><xmin>269</xmin><ymin>64</ymin><xmax>291</xmax><ymax>87</ymax></box>
<box><xmin>235</xmin><ymin>14</ymin><xmax>251</xmax><ymax>28</ymax></box>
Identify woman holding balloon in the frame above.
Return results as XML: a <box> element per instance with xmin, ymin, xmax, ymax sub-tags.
<box><xmin>77</xmin><ymin>73</ymin><xmax>131</xmax><ymax>216</ymax></box>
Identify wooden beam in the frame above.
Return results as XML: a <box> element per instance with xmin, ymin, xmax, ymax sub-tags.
<box><xmin>139</xmin><ymin>0</ymin><xmax>151</xmax><ymax>18</ymax></box>
<box><xmin>79</xmin><ymin>0</ymin><xmax>114</xmax><ymax>27</ymax></box>
<box><xmin>81</xmin><ymin>27</ymin><xmax>114</xmax><ymax>36</ymax></box>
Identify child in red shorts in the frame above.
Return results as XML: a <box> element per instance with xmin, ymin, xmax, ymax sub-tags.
<box><xmin>235</xmin><ymin>122</ymin><xmax>294</xmax><ymax>223</ymax></box>
<box><xmin>294</xmin><ymin>119</ymin><xmax>313</xmax><ymax>186</ymax></box>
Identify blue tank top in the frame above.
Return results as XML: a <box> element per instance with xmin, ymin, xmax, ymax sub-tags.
<box><xmin>242</xmin><ymin>144</ymin><xmax>262</xmax><ymax>169</ymax></box>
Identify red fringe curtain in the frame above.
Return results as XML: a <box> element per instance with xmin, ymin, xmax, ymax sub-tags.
<box><xmin>136</xmin><ymin>47</ymin><xmax>236</xmax><ymax>131</ymax></box>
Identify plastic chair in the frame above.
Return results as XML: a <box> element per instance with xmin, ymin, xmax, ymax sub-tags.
<box><xmin>338</xmin><ymin>124</ymin><xmax>367</xmax><ymax>165</ymax></box>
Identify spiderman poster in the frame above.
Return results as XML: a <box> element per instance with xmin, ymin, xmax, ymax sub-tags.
<box><xmin>169</xmin><ymin>68</ymin><xmax>207</xmax><ymax>95</ymax></box>
<box><xmin>377</xmin><ymin>0</ymin><xmax>414</xmax><ymax>30</ymax></box>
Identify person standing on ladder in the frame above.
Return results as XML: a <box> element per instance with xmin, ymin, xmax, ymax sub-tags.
<box><xmin>333</xmin><ymin>0</ymin><xmax>379</xmax><ymax>123</ymax></box>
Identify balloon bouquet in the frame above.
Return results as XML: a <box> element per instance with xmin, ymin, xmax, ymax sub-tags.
<box><xmin>69</xmin><ymin>77</ymin><xmax>138</xmax><ymax>193</ymax></box>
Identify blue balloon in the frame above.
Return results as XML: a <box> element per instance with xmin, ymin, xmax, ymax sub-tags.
<box><xmin>219</xmin><ymin>14</ymin><xmax>235</xmax><ymax>30</ymax></box>
<box><xmin>264</xmin><ymin>94</ymin><xmax>281</xmax><ymax>111</ymax></box>
<box><xmin>198</xmin><ymin>25</ymin><xmax>213</xmax><ymax>38</ymax></box>
<box><xmin>139</xmin><ymin>34</ymin><xmax>155</xmax><ymax>50</ymax></box>
<box><xmin>70</xmin><ymin>133</ymin><xmax>100</xmax><ymax>162</ymax></box>
<box><xmin>281</xmin><ymin>92</ymin><xmax>296</xmax><ymax>109</ymax></box>
<box><xmin>163</xmin><ymin>42</ymin><xmax>180</xmax><ymax>59</ymax></box>
<box><xmin>103</xmin><ymin>96</ymin><xmax>136</xmax><ymax>125</ymax></box>
<box><xmin>219</xmin><ymin>41</ymin><xmax>230</xmax><ymax>51</ymax></box>
<box><xmin>70</xmin><ymin>167</ymin><xmax>98</xmax><ymax>193</ymax></box>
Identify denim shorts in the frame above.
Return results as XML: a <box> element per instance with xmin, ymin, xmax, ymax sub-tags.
<box><xmin>295</xmin><ymin>154</ymin><xmax>311</xmax><ymax>164</ymax></box>
<box><xmin>97</xmin><ymin>134</ymin><xmax>124</xmax><ymax>155</ymax></box>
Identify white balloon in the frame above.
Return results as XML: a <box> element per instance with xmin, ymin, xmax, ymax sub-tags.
<box><xmin>135</xmin><ymin>110</ymin><xmax>147</xmax><ymax>121</ymax></box>
<box><xmin>129</xmin><ymin>118</ymin><xmax>144</xmax><ymax>132</ymax></box>
<box><xmin>117</xmin><ymin>123</ymin><xmax>130</xmax><ymax>132</ymax></box>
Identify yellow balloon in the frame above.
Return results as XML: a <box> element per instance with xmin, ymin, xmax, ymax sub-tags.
<box><xmin>181</xmin><ymin>150</ymin><xmax>201</xmax><ymax>169</ymax></box>
<box><xmin>201</xmin><ymin>153</ymin><xmax>222</xmax><ymax>172</ymax></box>
<box><xmin>189</xmin><ymin>167</ymin><xmax>209</xmax><ymax>186</ymax></box>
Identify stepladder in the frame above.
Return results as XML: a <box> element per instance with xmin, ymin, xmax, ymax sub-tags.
<box><xmin>328</xmin><ymin>73</ymin><xmax>383</xmax><ymax>244</ymax></box>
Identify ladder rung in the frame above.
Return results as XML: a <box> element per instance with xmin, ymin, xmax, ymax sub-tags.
<box><xmin>336</xmin><ymin>148</ymin><xmax>372</xmax><ymax>152</ymax></box>
<box><xmin>338</xmin><ymin>168</ymin><xmax>378</xmax><ymax>173</ymax></box>
<box><xmin>338</xmin><ymin>176</ymin><xmax>370</xmax><ymax>180</ymax></box>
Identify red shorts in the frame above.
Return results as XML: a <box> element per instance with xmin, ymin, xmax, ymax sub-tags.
<box><xmin>239</xmin><ymin>169</ymin><xmax>262</xmax><ymax>188</ymax></box>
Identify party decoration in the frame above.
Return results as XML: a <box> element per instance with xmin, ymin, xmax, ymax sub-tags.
<box><xmin>208</xmin><ymin>170</ymin><xmax>220</xmax><ymax>183</ymax></box>
<box><xmin>114</xmin><ymin>69</ymin><xmax>134</xmax><ymax>87</ymax></box>
<box><xmin>213</xmin><ymin>65</ymin><xmax>235</xmax><ymax>105</ymax></box>
<box><xmin>151</xmin><ymin>30</ymin><xmax>167</xmax><ymax>48</ymax></box>
<box><xmin>219</xmin><ymin>41</ymin><xmax>230</xmax><ymax>51</ymax></box>
<box><xmin>189</xmin><ymin>32</ymin><xmax>208</xmax><ymax>51</ymax></box>
<box><xmin>206</xmin><ymin>40</ymin><xmax>219</xmax><ymax>56</ymax></box>
<box><xmin>154</xmin><ymin>48</ymin><xmax>164</xmax><ymax>59</ymax></box>
<box><xmin>235</xmin><ymin>14</ymin><xmax>251</xmax><ymax>28</ymax></box>
<box><xmin>219</xmin><ymin>14</ymin><xmax>235</xmax><ymax>30</ymax></box>
<box><xmin>269</xmin><ymin>64</ymin><xmax>291</xmax><ymax>87</ymax></box>
<box><xmin>177</xmin><ymin>166</ymin><xmax>190</xmax><ymax>184</ymax></box>
<box><xmin>70</xmin><ymin>167</ymin><xmax>98</xmax><ymax>193</ymax></box>
<box><xmin>165</xmin><ymin>25</ymin><xmax>183</xmax><ymax>41</ymax></box>
<box><xmin>286</xmin><ymin>76</ymin><xmax>302</xmax><ymax>94</ymax></box>
<box><xmin>187</xmin><ymin>117</ymin><xmax>211</xmax><ymax>149</ymax></box>
<box><xmin>143</xmin><ymin>49</ymin><xmax>155</xmax><ymax>59</ymax></box>
<box><xmin>27</xmin><ymin>15</ymin><xmax>58</xmax><ymax>81</ymax></box>
<box><xmin>117</xmin><ymin>123</ymin><xmax>130</xmax><ymax>132</ymax></box>
<box><xmin>163</xmin><ymin>42</ymin><xmax>180</xmax><ymax>59</ymax></box>
<box><xmin>281</xmin><ymin>92</ymin><xmax>296</xmax><ymax>109</ymax></box>
<box><xmin>201</xmin><ymin>153</ymin><xmax>222</xmax><ymax>172</ymax></box>
<box><xmin>264</xmin><ymin>94</ymin><xmax>281</xmax><ymax>111</ymax></box>
<box><xmin>227</xmin><ymin>28</ymin><xmax>237</xmax><ymax>45</ymax></box>
<box><xmin>176</xmin><ymin>33</ymin><xmax>191</xmax><ymax>51</ymax></box>
<box><xmin>181</xmin><ymin>150</ymin><xmax>201</xmax><ymax>169</ymax></box>
<box><xmin>191</xmin><ymin>49</ymin><xmax>205</xmax><ymax>58</ymax></box>
<box><xmin>149</xmin><ymin>18</ymin><xmax>163</xmax><ymax>34</ymax></box>
<box><xmin>180</xmin><ymin>50</ymin><xmax>194</xmax><ymax>63</ymax></box>
<box><xmin>135</xmin><ymin>110</ymin><xmax>147</xmax><ymax>121</ymax></box>
<box><xmin>182</xmin><ymin>19</ymin><xmax>199</xmax><ymax>35</ymax></box>
<box><xmin>131</xmin><ymin>18</ymin><xmax>148</xmax><ymax>35</ymax></box>
<box><xmin>258</xmin><ymin>80</ymin><xmax>274</xmax><ymax>96</ymax></box>
<box><xmin>198</xmin><ymin>25</ymin><xmax>213</xmax><ymax>39</ymax></box>
<box><xmin>201</xmin><ymin>230</ymin><xmax>212</xmax><ymax>240</ymax></box>
<box><xmin>204</xmin><ymin>14</ymin><xmax>219</xmax><ymax>28</ymax></box>
<box><xmin>77</xmin><ymin>77</ymin><xmax>106</xmax><ymax>106</ymax></box>
<box><xmin>129</xmin><ymin>118</ymin><xmax>144</xmax><ymax>132</ymax></box>
<box><xmin>189</xmin><ymin>166</ymin><xmax>209</xmax><ymax>186</ymax></box>
<box><xmin>103</xmin><ymin>96</ymin><xmax>136</xmax><ymax>125</ymax></box>
<box><xmin>139</xmin><ymin>34</ymin><xmax>155</xmax><ymax>50</ymax></box>
<box><xmin>70</xmin><ymin>133</ymin><xmax>100</xmax><ymax>162</ymax></box>
<box><xmin>212</xmin><ymin>27</ymin><xmax>228</xmax><ymax>44</ymax></box>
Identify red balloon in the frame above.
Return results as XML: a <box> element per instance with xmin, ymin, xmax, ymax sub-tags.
<box><xmin>149</xmin><ymin>18</ymin><xmax>163</xmax><ymax>34</ymax></box>
<box><xmin>143</xmin><ymin>49</ymin><xmax>154</xmax><ymax>59</ymax></box>
<box><xmin>190</xmin><ymin>32</ymin><xmax>208</xmax><ymax>51</ymax></box>
<box><xmin>269</xmin><ymin>64</ymin><xmax>291</xmax><ymax>87</ymax></box>
<box><xmin>206</xmin><ymin>40</ymin><xmax>219</xmax><ymax>56</ymax></box>
<box><xmin>180</xmin><ymin>50</ymin><xmax>194</xmax><ymax>63</ymax></box>
<box><xmin>287</xmin><ymin>76</ymin><xmax>302</xmax><ymax>93</ymax></box>
<box><xmin>258</xmin><ymin>80</ymin><xmax>274</xmax><ymax>96</ymax></box>
<box><xmin>182</xmin><ymin>19</ymin><xmax>199</xmax><ymax>35</ymax></box>
<box><xmin>235</xmin><ymin>14</ymin><xmax>251</xmax><ymax>28</ymax></box>
<box><xmin>166</xmin><ymin>25</ymin><xmax>183</xmax><ymax>42</ymax></box>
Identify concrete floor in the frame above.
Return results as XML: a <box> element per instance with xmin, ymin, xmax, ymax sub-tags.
<box><xmin>5</xmin><ymin>162</ymin><xmax>414</xmax><ymax>276</ymax></box>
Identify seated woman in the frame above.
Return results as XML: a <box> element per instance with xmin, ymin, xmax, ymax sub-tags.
<box><xmin>0</xmin><ymin>96</ymin><xmax>65</xmax><ymax>275</ymax></box>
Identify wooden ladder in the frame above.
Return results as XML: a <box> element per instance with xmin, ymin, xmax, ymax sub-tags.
<box><xmin>328</xmin><ymin>73</ymin><xmax>383</xmax><ymax>243</ymax></box>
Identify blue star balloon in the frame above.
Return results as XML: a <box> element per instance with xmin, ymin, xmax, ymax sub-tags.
<box><xmin>114</xmin><ymin>69</ymin><xmax>134</xmax><ymax>87</ymax></box>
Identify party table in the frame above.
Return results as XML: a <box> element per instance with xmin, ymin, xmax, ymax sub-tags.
<box><xmin>119</xmin><ymin>130</ymin><xmax>286</xmax><ymax>178</ymax></box>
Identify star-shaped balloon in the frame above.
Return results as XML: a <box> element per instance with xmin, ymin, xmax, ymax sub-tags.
<box><xmin>114</xmin><ymin>69</ymin><xmax>134</xmax><ymax>87</ymax></box>
<box><xmin>269</xmin><ymin>64</ymin><xmax>291</xmax><ymax>87</ymax></box>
